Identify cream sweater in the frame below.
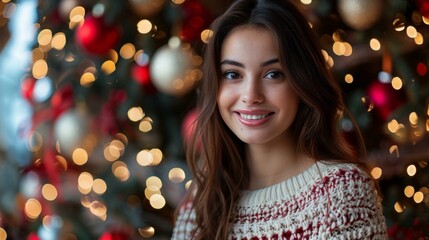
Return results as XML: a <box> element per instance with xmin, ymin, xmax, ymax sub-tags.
<box><xmin>172</xmin><ymin>162</ymin><xmax>388</xmax><ymax>239</ymax></box>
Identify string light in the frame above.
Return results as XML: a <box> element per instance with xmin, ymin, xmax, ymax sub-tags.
<box><xmin>344</xmin><ymin>74</ymin><xmax>353</xmax><ymax>84</ymax></box>
<box><xmin>369</xmin><ymin>38</ymin><xmax>381</xmax><ymax>51</ymax></box>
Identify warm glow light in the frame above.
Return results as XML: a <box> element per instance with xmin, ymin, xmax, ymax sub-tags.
<box><xmin>25</xmin><ymin>198</ymin><xmax>42</xmax><ymax>219</ymax></box>
<box><xmin>409</xmin><ymin>112</ymin><xmax>418</xmax><ymax>125</ymax></box>
<box><xmin>321</xmin><ymin>50</ymin><xmax>329</xmax><ymax>61</ymax></box>
<box><xmin>101</xmin><ymin>60</ymin><xmax>116</xmax><ymax>75</ymax></box>
<box><xmin>423</xmin><ymin>16</ymin><xmax>429</xmax><ymax>25</ymax></box>
<box><xmin>200</xmin><ymin>29</ymin><xmax>213</xmax><ymax>44</ymax></box>
<box><xmin>139</xmin><ymin>120</ymin><xmax>153</xmax><ymax>132</ymax></box>
<box><xmin>406</xmin><ymin>26</ymin><xmax>417</xmax><ymax>38</ymax></box>
<box><xmin>90</xmin><ymin>200</ymin><xmax>107</xmax><ymax>218</ymax></box>
<box><xmin>391</xmin><ymin>77</ymin><xmax>403</xmax><ymax>90</ymax></box>
<box><xmin>112</xmin><ymin>161</ymin><xmax>130</xmax><ymax>181</ymax></box>
<box><xmin>128</xmin><ymin>107</ymin><xmax>144</xmax><ymax>122</ymax></box>
<box><xmin>78</xmin><ymin>172</ymin><xmax>94</xmax><ymax>193</ymax></box>
<box><xmin>394</xmin><ymin>202</ymin><xmax>404</xmax><ymax>213</ymax></box>
<box><xmin>138</xmin><ymin>226</ymin><xmax>155</xmax><ymax>238</ymax></box>
<box><xmin>69</xmin><ymin>6</ymin><xmax>85</xmax><ymax>23</ymax></box>
<box><xmin>343</xmin><ymin>42</ymin><xmax>352</xmax><ymax>56</ymax></box>
<box><xmin>150</xmin><ymin>148</ymin><xmax>163</xmax><ymax>165</ymax></box>
<box><xmin>413</xmin><ymin>191</ymin><xmax>424</xmax><ymax>203</ymax></box>
<box><xmin>404</xmin><ymin>185</ymin><xmax>415</xmax><ymax>198</ymax></box>
<box><xmin>0</xmin><ymin>228</ymin><xmax>6</xmax><ymax>240</ymax></box>
<box><xmin>109</xmin><ymin>50</ymin><xmax>119</xmax><ymax>63</ymax></box>
<box><xmin>137</xmin><ymin>149</ymin><xmax>153</xmax><ymax>166</ymax></box>
<box><xmin>93</xmin><ymin>178</ymin><xmax>107</xmax><ymax>195</ymax></box>
<box><xmin>42</xmin><ymin>184</ymin><xmax>58</xmax><ymax>201</ymax></box>
<box><xmin>104</xmin><ymin>143</ymin><xmax>121</xmax><ymax>162</ymax></box>
<box><xmin>344</xmin><ymin>74</ymin><xmax>353</xmax><ymax>84</ymax></box>
<box><xmin>389</xmin><ymin>145</ymin><xmax>399</xmax><ymax>158</ymax></box>
<box><xmin>169</xmin><ymin>168</ymin><xmax>186</xmax><ymax>183</ymax></box>
<box><xmin>38</xmin><ymin>29</ymin><xmax>52</xmax><ymax>46</ymax></box>
<box><xmin>146</xmin><ymin>176</ymin><xmax>162</xmax><ymax>191</ymax></box>
<box><xmin>393</xmin><ymin>16</ymin><xmax>406</xmax><ymax>31</ymax></box>
<box><xmin>185</xmin><ymin>180</ymin><xmax>192</xmax><ymax>190</ymax></box>
<box><xmin>300</xmin><ymin>0</ymin><xmax>312</xmax><ymax>4</ymax></box>
<box><xmin>80</xmin><ymin>72</ymin><xmax>96</xmax><ymax>87</ymax></box>
<box><xmin>407</xmin><ymin>164</ymin><xmax>417</xmax><ymax>176</ymax></box>
<box><xmin>72</xmin><ymin>148</ymin><xmax>88</xmax><ymax>165</ymax></box>
<box><xmin>137</xmin><ymin>19</ymin><xmax>152</xmax><ymax>34</ymax></box>
<box><xmin>369</xmin><ymin>38</ymin><xmax>381</xmax><ymax>51</ymax></box>
<box><xmin>415</xmin><ymin>32</ymin><xmax>424</xmax><ymax>45</ymax></box>
<box><xmin>332</xmin><ymin>41</ymin><xmax>345</xmax><ymax>56</ymax></box>
<box><xmin>387</xmin><ymin>119</ymin><xmax>399</xmax><ymax>133</ymax></box>
<box><xmin>370</xmin><ymin>167</ymin><xmax>382</xmax><ymax>179</ymax></box>
<box><xmin>171</xmin><ymin>0</ymin><xmax>186</xmax><ymax>4</ymax></box>
<box><xmin>120</xmin><ymin>43</ymin><xmax>136</xmax><ymax>60</ymax></box>
<box><xmin>32</xmin><ymin>59</ymin><xmax>48</xmax><ymax>79</ymax></box>
<box><xmin>149</xmin><ymin>194</ymin><xmax>166</xmax><ymax>209</ymax></box>
<box><xmin>51</xmin><ymin>32</ymin><xmax>66</xmax><ymax>50</ymax></box>
<box><xmin>144</xmin><ymin>187</ymin><xmax>161</xmax><ymax>200</ymax></box>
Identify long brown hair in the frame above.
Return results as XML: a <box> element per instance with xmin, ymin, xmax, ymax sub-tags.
<box><xmin>184</xmin><ymin>0</ymin><xmax>369</xmax><ymax>239</ymax></box>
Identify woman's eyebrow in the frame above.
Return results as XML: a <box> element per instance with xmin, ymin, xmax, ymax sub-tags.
<box><xmin>260</xmin><ymin>58</ymin><xmax>279</xmax><ymax>67</ymax></box>
<box><xmin>220</xmin><ymin>59</ymin><xmax>244</xmax><ymax>68</ymax></box>
<box><xmin>220</xmin><ymin>58</ymin><xmax>279</xmax><ymax>68</ymax></box>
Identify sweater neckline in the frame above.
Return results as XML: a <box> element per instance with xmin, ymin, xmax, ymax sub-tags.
<box><xmin>238</xmin><ymin>162</ymin><xmax>341</xmax><ymax>207</ymax></box>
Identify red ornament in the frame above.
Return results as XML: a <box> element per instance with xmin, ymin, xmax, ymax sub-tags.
<box><xmin>181</xmin><ymin>108</ymin><xmax>198</xmax><ymax>144</ymax></box>
<box><xmin>21</xmin><ymin>77</ymin><xmax>37</xmax><ymax>102</ymax></box>
<box><xmin>27</xmin><ymin>233</ymin><xmax>40</xmax><ymax>240</ymax></box>
<box><xmin>416</xmin><ymin>0</ymin><xmax>429</xmax><ymax>18</ymax></box>
<box><xmin>50</xmin><ymin>84</ymin><xmax>74</xmax><ymax>119</ymax></box>
<box><xmin>75</xmin><ymin>15</ymin><xmax>121</xmax><ymax>55</ymax></box>
<box><xmin>131</xmin><ymin>64</ymin><xmax>157</xmax><ymax>94</ymax></box>
<box><xmin>179</xmin><ymin>0</ymin><xmax>211</xmax><ymax>42</ymax></box>
<box><xmin>99</xmin><ymin>230</ymin><xmax>129</xmax><ymax>240</ymax></box>
<box><xmin>417</xmin><ymin>62</ymin><xmax>427</xmax><ymax>76</ymax></box>
<box><xmin>367</xmin><ymin>81</ymin><xmax>405</xmax><ymax>121</ymax></box>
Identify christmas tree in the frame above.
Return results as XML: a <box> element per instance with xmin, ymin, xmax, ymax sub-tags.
<box><xmin>0</xmin><ymin>0</ymin><xmax>428</xmax><ymax>239</ymax></box>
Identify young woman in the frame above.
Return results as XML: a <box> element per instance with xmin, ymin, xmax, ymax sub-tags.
<box><xmin>173</xmin><ymin>0</ymin><xmax>388</xmax><ymax>239</ymax></box>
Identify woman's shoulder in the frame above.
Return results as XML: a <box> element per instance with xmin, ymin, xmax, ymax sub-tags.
<box><xmin>172</xmin><ymin>199</ymin><xmax>196</xmax><ymax>240</ymax></box>
<box><xmin>316</xmin><ymin>161</ymin><xmax>375</xmax><ymax>189</ymax></box>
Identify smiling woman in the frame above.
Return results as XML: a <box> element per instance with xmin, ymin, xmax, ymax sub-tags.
<box><xmin>172</xmin><ymin>0</ymin><xmax>388</xmax><ymax>239</ymax></box>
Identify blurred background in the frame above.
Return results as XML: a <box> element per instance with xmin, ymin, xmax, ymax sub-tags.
<box><xmin>0</xmin><ymin>0</ymin><xmax>428</xmax><ymax>239</ymax></box>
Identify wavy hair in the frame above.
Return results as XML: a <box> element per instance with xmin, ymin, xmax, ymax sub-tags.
<box><xmin>183</xmin><ymin>0</ymin><xmax>369</xmax><ymax>239</ymax></box>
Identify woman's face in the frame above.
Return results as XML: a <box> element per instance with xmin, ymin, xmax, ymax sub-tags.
<box><xmin>217</xmin><ymin>26</ymin><xmax>299</xmax><ymax>146</ymax></box>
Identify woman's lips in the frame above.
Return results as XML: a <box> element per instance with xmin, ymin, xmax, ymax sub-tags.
<box><xmin>234</xmin><ymin>111</ymin><xmax>274</xmax><ymax>127</ymax></box>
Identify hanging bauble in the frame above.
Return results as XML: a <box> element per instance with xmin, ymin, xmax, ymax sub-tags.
<box><xmin>366</xmin><ymin>81</ymin><xmax>405</xmax><ymax>121</ymax></box>
<box><xmin>21</xmin><ymin>77</ymin><xmax>37</xmax><ymax>102</ymax></box>
<box><xmin>337</xmin><ymin>0</ymin><xmax>383</xmax><ymax>31</ymax></box>
<box><xmin>98</xmin><ymin>230</ymin><xmax>129</xmax><ymax>240</ymax></box>
<box><xmin>54</xmin><ymin>109</ymin><xmax>89</xmax><ymax>157</ymax></box>
<box><xmin>150</xmin><ymin>43</ymin><xmax>198</xmax><ymax>96</ymax></box>
<box><xmin>75</xmin><ymin>15</ymin><xmax>121</xmax><ymax>55</ymax></box>
<box><xmin>180</xmin><ymin>0</ymin><xmax>211</xmax><ymax>42</ymax></box>
<box><xmin>51</xmin><ymin>84</ymin><xmax>74</xmax><ymax>119</ymax></box>
<box><xmin>181</xmin><ymin>108</ymin><xmax>198</xmax><ymax>145</ymax></box>
<box><xmin>131</xmin><ymin>64</ymin><xmax>157</xmax><ymax>94</ymax></box>
<box><xmin>128</xmin><ymin>0</ymin><xmax>165</xmax><ymax>17</ymax></box>
<box><xmin>416</xmin><ymin>0</ymin><xmax>429</xmax><ymax>18</ymax></box>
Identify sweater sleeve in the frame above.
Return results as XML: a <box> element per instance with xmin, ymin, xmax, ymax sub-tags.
<box><xmin>325</xmin><ymin>167</ymin><xmax>388</xmax><ymax>240</ymax></box>
<box><xmin>171</xmin><ymin>201</ymin><xmax>196</xmax><ymax>240</ymax></box>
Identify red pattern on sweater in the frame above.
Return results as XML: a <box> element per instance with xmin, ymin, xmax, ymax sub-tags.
<box><xmin>172</xmin><ymin>163</ymin><xmax>388</xmax><ymax>240</ymax></box>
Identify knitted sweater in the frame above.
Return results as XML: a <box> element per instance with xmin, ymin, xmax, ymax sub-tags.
<box><xmin>172</xmin><ymin>162</ymin><xmax>388</xmax><ymax>239</ymax></box>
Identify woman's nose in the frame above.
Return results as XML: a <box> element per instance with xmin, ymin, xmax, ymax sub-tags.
<box><xmin>240</xmin><ymin>79</ymin><xmax>264</xmax><ymax>104</ymax></box>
